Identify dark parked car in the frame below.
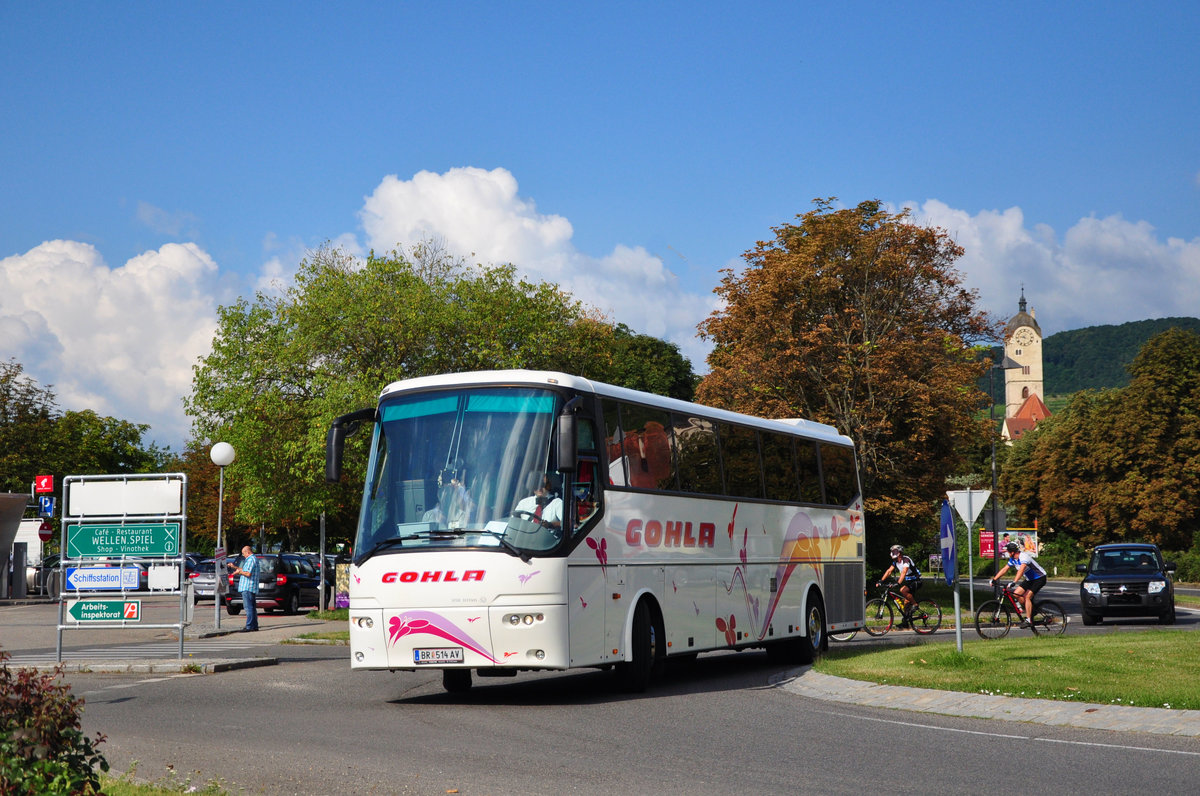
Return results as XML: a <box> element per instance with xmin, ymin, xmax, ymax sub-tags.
<box><xmin>224</xmin><ymin>553</ymin><xmax>327</xmax><ymax>616</ymax></box>
<box><xmin>1076</xmin><ymin>543</ymin><xmax>1176</xmax><ymax>625</ymax></box>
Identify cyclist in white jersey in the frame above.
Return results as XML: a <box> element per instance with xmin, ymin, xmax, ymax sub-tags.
<box><xmin>990</xmin><ymin>541</ymin><xmax>1047</xmax><ymax>626</ymax></box>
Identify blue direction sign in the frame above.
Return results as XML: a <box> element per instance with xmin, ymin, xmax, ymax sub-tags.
<box><xmin>65</xmin><ymin>566</ymin><xmax>140</xmax><ymax>591</ymax></box>
<box><xmin>39</xmin><ymin>495</ymin><xmax>55</xmax><ymax>517</ymax></box>
<box><xmin>66</xmin><ymin>522</ymin><xmax>180</xmax><ymax>558</ymax></box>
<box><xmin>67</xmin><ymin>599</ymin><xmax>141</xmax><ymax>622</ymax></box>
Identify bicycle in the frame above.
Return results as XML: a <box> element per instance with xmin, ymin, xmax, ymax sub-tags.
<box><xmin>863</xmin><ymin>582</ymin><xmax>942</xmax><ymax>636</ymax></box>
<box><xmin>974</xmin><ymin>583</ymin><xmax>1068</xmax><ymax>639</ymax></box>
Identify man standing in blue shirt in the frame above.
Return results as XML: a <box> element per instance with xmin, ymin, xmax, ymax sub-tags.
<box><xmin>229</xmin><ymin>545</ymin><xmax>260</xmax><ymax>632</ymax></box>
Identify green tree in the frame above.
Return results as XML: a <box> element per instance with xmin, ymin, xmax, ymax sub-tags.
<box><xmin>0</xmin><ymin>360</ymin><xmax>164</xmax><ymax>495</ymax></box>
<box><xmin>0</xmin><ymin>359</ymin><xmax>58</xmax><ymax>493</ymax></box>
<box><xmin>601</xmin><ymin>324</ymin><xmax>695</xmax><ymax>401</ymax></box>
<box><xmin>1004</xmin><ymin>328</ymin><xmax>1200</xmax><ymax>549</ymax></box>
<box><xmin>696</xmin><ymin>199</ymin><xmax>998</xmax><ymax>544</ymax></box>
<box><xmin>186</xmin><ymin>244</ymin><xmax>692</xmax><ymax>544</ymax></box>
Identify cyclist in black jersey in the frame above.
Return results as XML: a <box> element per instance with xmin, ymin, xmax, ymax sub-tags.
<box><xmin>877</xmin><ymin>544</ymin><xmax>921</xmax><ymax>620</ymax></box>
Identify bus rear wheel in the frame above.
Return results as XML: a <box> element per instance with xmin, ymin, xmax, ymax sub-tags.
<box><xmin>766</xmin><ymin>594</ymin><xmax>825</xmax><ymax>665</ymax></box>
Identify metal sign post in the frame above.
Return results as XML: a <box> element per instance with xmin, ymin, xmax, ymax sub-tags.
<box><xmin>939</xmin><ymin>500</ymin><xmax>964</xmax><ymax>652</ymax></box>
<box><xmin>947</xmin><ymin>489</ymin><xmax>990</xmax><ymax>616</ymax></box>
<box><xmin>56</xmin><ymin>474</ymin><xmax>188</xmax><ymax>662</ymax></box>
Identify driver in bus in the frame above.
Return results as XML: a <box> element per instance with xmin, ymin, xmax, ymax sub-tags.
<box><xmin>514</xmin><ymin>472</ymin><xmax>563</xmax><ymax>529</ymax></box>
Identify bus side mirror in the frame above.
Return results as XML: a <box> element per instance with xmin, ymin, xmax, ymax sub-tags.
<box><xmin>556</xmin><ymin>411</ymin><xmax>577</xmax><ymax>474</ymax></box>
<box><xmin>325</xmin><ymin>408</ymin><xmax>376</xmax><ymax>483</ymax></box>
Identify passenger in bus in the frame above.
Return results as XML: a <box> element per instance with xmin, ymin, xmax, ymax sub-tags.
<box><xmin>514</xmin><ymin>472</ymin><xmax>563</xmax><ymax>529</ymax></box>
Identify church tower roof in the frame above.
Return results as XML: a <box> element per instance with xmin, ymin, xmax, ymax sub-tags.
<box><xmin>1004</xmin><ymin>286</ymin><xmax>1042</xmax><ymax>338</ymax></box>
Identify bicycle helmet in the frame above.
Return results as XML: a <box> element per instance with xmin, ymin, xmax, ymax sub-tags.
<box><xmin>889</xmin><ymin>544</ymin><xmax>903</xmax><ymax>558</ymax></box>
<box><xmin>1005</xmin><ymin>541</ymin><xmax>1020</xmax><ymax>554</ymax></box>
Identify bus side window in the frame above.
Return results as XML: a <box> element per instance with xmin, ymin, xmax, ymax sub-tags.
<box><xmin>819</xmin><ymin>443</ymin><xmax>858</xmax><ymax>507</ymax></box>
<box><xmin>796</xmin><ymin>440</ymin><xmax>822</xmax><ymax>504</ymax></box>
<box><xmin>574</xmin><ymin>459</ymin><xmax>599</xmax><ymax>525</ymax></box>
<box><xmin>602</xmin><ymin>399</ymin><xmax>628</xmax><ymax>486</ymax></box>
<box><xmin>617</xmin><ymin>402</ymin><xmax>675</xmax><ymax>491</ymax></box>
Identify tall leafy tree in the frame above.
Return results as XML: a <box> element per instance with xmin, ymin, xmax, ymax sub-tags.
<box><xmin>186</xmin><ymin>245</ymin><xmax>693</xmax><ymax>543</ymax></box>
<box><xmin>696</xmin><ymin>199</ymin><xmax>997</xmax><ymax>541</ymax></box>
<box><xmin>0</xmin><ymin>359</ymin><xmax>163</xmax><ymax>494</ymax></box>
<box><xmin>1004</xmin><ymin>328</ymin><xmax>1200</xmax><ymax>549</ymax></box>
<box><xmin>0</xmin><ymin>359</ymin><xmax>57</xmax><ymax>492</ymax></box>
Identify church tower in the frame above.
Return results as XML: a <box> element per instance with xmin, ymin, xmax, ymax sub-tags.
<box><xmin>1003</xmin><ymin>288</ymin><xmax>1045</xmax><ymax>419</ymax></box>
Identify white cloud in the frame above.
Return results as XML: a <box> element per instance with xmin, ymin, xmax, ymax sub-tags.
<box><xmin>359</xmin><ymin>167</ymin><xmax>717</xmax><ymax>368</ymax></box>
<box><xmin>912</xmin><ymin>201</ymin><xmax>1200</xmax><ymax>335</ymax></box>
<box><xmin>0</xmin><ymin>240</ymin><xmax>221</xmax><ymax>449</ymax></box>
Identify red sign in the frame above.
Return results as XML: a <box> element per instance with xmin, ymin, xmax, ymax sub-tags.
<box><xmin>35</xmin><ymin>474</ymin><xmax>54</xmax><ymax>494</ymax></box>
<box><xmin>38</xmin><ymin>520</ymin><xmax>53</xmax><ymax>542</ymax></box>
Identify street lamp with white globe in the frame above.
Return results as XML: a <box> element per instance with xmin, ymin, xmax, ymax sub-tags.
<box><xmin>210</xmin><ymin>442</ymin><xmax>235</xmax><ymax>627</ymax></box>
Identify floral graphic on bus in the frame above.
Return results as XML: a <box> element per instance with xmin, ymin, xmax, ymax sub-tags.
<box><xmin>586</xmin><ymin>536</ymin><xmax>608</xmax><ymax>574</ymax></box>
<box><xmin>715</xmin><ymin>614</ymin><xmax>737</xmax><ymax>646</ymax></box>
<box><xmin>721</xmin><ymin>504</ymin><xmax>864</xmax><ymax>644</ymax></box>
<box><xmin>388</xmin><ymin>611</ymin><xmax>496</xmax><ymax>663</ymax></box>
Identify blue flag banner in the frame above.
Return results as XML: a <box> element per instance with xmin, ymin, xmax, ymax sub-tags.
<box><xmin>939</xmin><ymin>499</ymin><xmax>956</xmax><ymax>586</ymax></box>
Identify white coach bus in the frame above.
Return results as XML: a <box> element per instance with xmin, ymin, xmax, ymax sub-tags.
<box><xmin>325</xmin><ymin>370</ymin><xmax>866</xmax><ymax>692</ymax></box>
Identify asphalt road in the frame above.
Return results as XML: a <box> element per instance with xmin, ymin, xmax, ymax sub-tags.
<box><xmin>65</xmin><ymin>642</ymin><xmax>1200</xmax><ymax>796</ymax></box>
<box><xmin>5</xmin><ymin>588</ymin><xmax>1200</xmax><ymax>795</ymax></box>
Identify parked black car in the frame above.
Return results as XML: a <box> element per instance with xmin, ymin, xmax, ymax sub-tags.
<box><xmin>1076</xmin><ymin>543</ymin><xmax>1176</xmax><ymax>625</ymax></box>
<box><xmin>224</xmin><ymin>552</ymin><xmax>327</xmax><ymax>615</ymax></box>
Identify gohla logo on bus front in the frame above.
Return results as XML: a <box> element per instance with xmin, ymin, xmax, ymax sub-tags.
<box><xmin>381</xmin><ymin>570</ymin><xmax>486</xmax><ymax>583</ymax></box>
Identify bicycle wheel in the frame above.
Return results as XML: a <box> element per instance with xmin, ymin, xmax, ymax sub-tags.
<box><xmin>910</xmin><ymin>599</ymin><xmax>942</xmax><ymax>635</ymax></box>
<box><xmin>1030</xmin><ymin>600</ymin><xmax>1068</xmax><ymax>636</ymax></box>
<box><xmin>830</xmin><ymin>629</ymin><xmax>858</xmax><ymax>642</ymax></box>
<box><xmin>863</xmin><ymin>598</ymin><xmax>893</xmax><ymax>636</ymax></box>
<box><xmin>974</xmin><ymin>599</ymin><xmax>1012</xmax><ymax>639</ymax></box>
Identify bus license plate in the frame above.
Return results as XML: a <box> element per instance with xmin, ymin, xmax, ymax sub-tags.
<box><xmin>414</xmin><ymin>647</ymin><xmax>464</xmax><ymax>664</ymax></box>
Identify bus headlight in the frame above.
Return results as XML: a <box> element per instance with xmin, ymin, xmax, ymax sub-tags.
<box><xmin>505</xmin><ymin>613</ymin><xmax>545</xmax><ymax>626</ymax></box>
<box><xmin>353</xmin><ymin>616</ymin><xmax>374</xmax><ymax>629</ymax></box>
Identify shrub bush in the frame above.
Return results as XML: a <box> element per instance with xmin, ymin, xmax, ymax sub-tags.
<box><xmin>1</xmin><ymin>646</ymin><xmax>108</xmax><ymax>795</ymax></box>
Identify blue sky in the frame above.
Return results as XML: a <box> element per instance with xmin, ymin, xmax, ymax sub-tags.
<box><xmin>2</xmin><ymin>2</ymin><xmax>1198</xmax><ymax>450</ymax></box>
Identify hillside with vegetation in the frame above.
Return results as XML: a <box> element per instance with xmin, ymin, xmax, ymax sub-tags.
<box><xmin>1044</xmin><ymin>317</ymin><xmax>1200</xmax><ymax>394</ymax></box>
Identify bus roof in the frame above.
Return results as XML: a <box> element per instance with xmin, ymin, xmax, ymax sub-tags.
<box><xmin>378</xmin><ymin>369</ymin><xmax>852</xmax><ymax>447</ymax></box>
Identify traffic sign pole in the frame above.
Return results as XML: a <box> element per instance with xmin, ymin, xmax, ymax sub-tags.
<box><xmin>947</xmin><ymin>489</ymin><xmax>991</xmax><ymax>615</ymax></box>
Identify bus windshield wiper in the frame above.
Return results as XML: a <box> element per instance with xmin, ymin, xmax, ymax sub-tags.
<box><xmin>358</xmin><ymin>536</ymin><xmax>407</xmax><ymax>563</ymax></box>
<box><xmin>361</xmin><ymin>529</ymin><xmax>528</xmax><ymax>563</ymax></box>
<box><xmin>475</xmin><ymin>530</ymin><xmax>530</xmax><ymax>562</ymax></box>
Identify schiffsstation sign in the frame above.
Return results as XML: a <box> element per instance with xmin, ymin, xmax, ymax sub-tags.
<box><xmin>65</xmin><ymin>522</ymin><xmax>180</xmax><ymax>558</ymax></box>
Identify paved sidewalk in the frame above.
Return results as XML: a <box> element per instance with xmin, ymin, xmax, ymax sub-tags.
<box><xmin>3</xmin><ymin>616</ymin><xmax>344</xmax><ymax>675</ymax></box>
<box><xmin>781</xmin><ymin>666</ymin><xmax>1200</xmax><ymax>737</ymax></box>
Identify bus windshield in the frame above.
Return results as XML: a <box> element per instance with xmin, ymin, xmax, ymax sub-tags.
<box><xmin>355</xmin><ymin>386</ymin><xmax>565</xmax><ymax>562</ymax></box>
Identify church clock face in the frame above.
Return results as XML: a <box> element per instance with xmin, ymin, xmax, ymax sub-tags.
<box><xmin>1013</xmin><ymin>328</ymin><xmax>1037</xmax><ymax>347</ymax></box>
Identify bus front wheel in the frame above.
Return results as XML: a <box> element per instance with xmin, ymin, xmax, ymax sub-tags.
<box><xmin>617</xmin><ymin>600</ymin><xmax>663</xmax><ymax>693</ymax></box>
<box><xmin>442</xmin><ymin>668</ymin><xmax>472</xmax><ymax>693</ymax></box>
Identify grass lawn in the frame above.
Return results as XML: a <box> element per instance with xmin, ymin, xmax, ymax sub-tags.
<box><xmin>818</xmin><ymin>628</ymin><xmax>1200</xmax><ymax>710</ymax></box>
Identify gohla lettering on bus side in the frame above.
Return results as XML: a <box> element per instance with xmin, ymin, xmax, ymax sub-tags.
<box><xmin>625</xmin><ymin>519</ymin><xmax>716</xmax><ymax>548</ymax></box>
